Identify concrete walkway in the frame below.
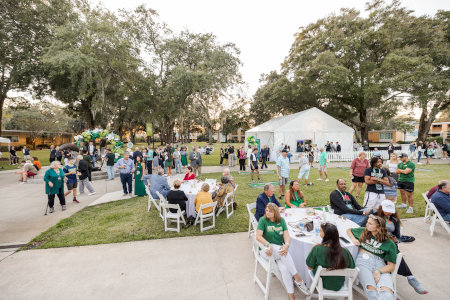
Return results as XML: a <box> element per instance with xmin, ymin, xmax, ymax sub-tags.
<box><xmin>1</xmin><ymin>218</ymin><xmax>449</xmax><ymax>300</ymax></box>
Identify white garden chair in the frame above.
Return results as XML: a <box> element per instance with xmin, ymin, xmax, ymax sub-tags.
<box><xmin>422</xmin><ymin>192</ymin><xmax>432</xmax><ymax>222</ymax></box>
<box><xmin>160</xmin><ymin>203</ymin><xmax>186</xmax><ymax>233</ymax></box>
<box><xmin>194</xmin><ymin>201</ymin><xmax>217</xmax><ymax>232</ymax></box>
<box><xmin>252</xmin><ymin>235</ymin><xmax>285</xmax><ymax>300</ymax></box>
<box><xmin>216</xmin><ymin>192</ymin><xmax>234</xmax><ymax>218</ymax></box>
<box><xmin>156</xmin><ymin>191</ymin><xmax>168</xmax><ymax>220</ymax></box>
<box><xmin>306</xmin><ymin>266</ymin><xmax>359</xmax><ymax>300</ymax></box>
<box><xmin>146</xmin><ymin>186</ymin><xmax>160</xmax><ymax>214</ymax></box>
<box><xmin>353</xmin><ymin>252</ymin><xmax>404</xmax><ymax>300</ymax></box>
<box><xmin>247</xmin><ymin>202</ymin><xmax>258</xmax><ymax>238</ymax></box>
<box><xmin>428</xmin><ymin>202</ymin><xmax>450</xmax><ymax>236</ymax></box>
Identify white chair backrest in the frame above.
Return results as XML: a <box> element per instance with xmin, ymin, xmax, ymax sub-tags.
<box><xmin>199</xmin><ymin>201</ymin><xmax>216</xmax><ymax>214</ymax></box>
<box><xmin>161</xmin><ymin>203</ymin><xmax>180</xmax><ymax>212</ymax></box>
<box><xmin>317</xmin><ymin>266</ymin><xmax>359</xmax><ymax>278</ymax></box>
<box><xmin>393</xmin><ymin>252</ymin><xmax>403</xmax><ymax>276</ymax></box>
<box><xmin>247</xmin><ymin>202</ymin><xmax>257</xmax><ymax>212</ymax></box>
<box><xmin>156</xmin><ymin>191</ymin><xmax>167</xmax><ymax>203</ymax></box>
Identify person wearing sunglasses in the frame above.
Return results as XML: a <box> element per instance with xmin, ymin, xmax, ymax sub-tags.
<box><xmin>347</xmin><ymin>215</ymin><xmax>397</xmax><ymax>300</ymax></box>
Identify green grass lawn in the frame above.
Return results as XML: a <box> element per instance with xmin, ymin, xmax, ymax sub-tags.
<box><xmin>25</xmin><ymin>164</ymin><xmax>447</xmax><ymax>250</ymax></box>
<box><xmin>0</xmin><ymin>142</ymin><xmax>243</xmax><ymax>171</ymax></box>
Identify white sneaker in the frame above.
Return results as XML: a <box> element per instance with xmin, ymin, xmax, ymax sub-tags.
<box><xmin>88</xmin><ymin>192</ymin><xmax>96</xmax><ymax>196</ymax></box>
<box><xmin>325</xmin><ymin>179</ymin><xmax>329</xmax><ymax>182</ymax></box>
<box><xmin>417</xmin><ymin>162</ymin><xmax>423</xmax><ymax>165</ymax></box>
<box><xmin>317</xmin><ymin>178</ymin><xmax>323</xmax><ymax>181</ymax></box>
<box><xmin>406</xmin><ymin>207</ymin><xmax>414</xmax><ymax>214</ymax></box>
<box><xmin>396</xmin><ymin>203</ymin><xmax>407</xmax><ymax>208</ymax></box>
<box><xmin>294</xmin><ymin>280</ymin><xmax>311</xmax><ymax>295</ymax></box>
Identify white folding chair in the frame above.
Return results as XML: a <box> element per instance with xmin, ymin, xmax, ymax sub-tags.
<box><xmin>194</xmin><ymin>202</ymin><xmax>217</xmax><ymax>232</ymax></box>
<box><xmin>252</xmin><ymin>235</ymin><xmax>285</xmax><ymax>300</ymax></box>
<box><xmin>422</xmin><ymin>192</ymin><xmax>432</xmax><ymax>222</ymax></box>
<box><xmin>247</xmin><ymin>202</ymin><xmax>258</xmax><ymax>237</ymax></box>
<box><xmin>428</xmin><ymin>202</ymin><xmax>450</xmax><ymax>236</ymax></box>
<box><xmin>216</xmin><ymin>192</ymin><xmax>234</xmax><ymax>218</ymax></box>
<box><xmin>156</xmin><ymin>191</ymin><xmax>168</xmax><ymax>220</ymax></box>
<box><xmin>161</xmin><ymin>203</ymin><xmax>186</xmax><ymax>233</ymax></box>
<box><xmin>146</xmin><ymin>186</ymin><xmax>160</xmax><ymax>213</ymax></box>
<box><xmin>306</xmin><ymin>266</ymin><xmax>359</xmax><ymax>300</ymax></box>
<box><xmin>353</xmin><ymin>252</ymin><xmax>404</xmax><ymax>300</ymax></box>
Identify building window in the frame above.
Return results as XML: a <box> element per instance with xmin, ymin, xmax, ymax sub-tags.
<box><xmin>380</xmin><ymin>132</ymin><xmax>393</xmax><ymax>140</ymax></box>
<box><xmin>5</xmin><ymin>135</ymin><xmax>19</xmax><ymax>142</ymax></box>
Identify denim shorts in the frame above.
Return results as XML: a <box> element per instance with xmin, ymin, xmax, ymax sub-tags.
<box><xmin>356</xmin><ymin>252</ymin><xmax>393</xmax><ymax>292</ymax></box>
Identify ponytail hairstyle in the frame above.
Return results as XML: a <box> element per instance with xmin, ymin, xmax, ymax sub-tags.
<box><xmin>320</xmin><ymin>223</ymin><xmax>347</xmax><ymax>270</ymax></box>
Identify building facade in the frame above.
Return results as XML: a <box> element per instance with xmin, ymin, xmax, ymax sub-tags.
<box><xmin>2</xmin><ymin>130</ymin><xmax>74</xmax><ymax>148</ymax></box>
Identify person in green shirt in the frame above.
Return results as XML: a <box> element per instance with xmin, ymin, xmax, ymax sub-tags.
<box><xmin>318</xmin><ymin>147</ymin><xmax>329</xmax><ymax>181</ymax></box>
<box><xmin>395</xmin><ymin>153</ymin><xmax>415</xmax><ymax>214</ymax></box>
<box><xmin>44</xmin><ymin>161</ymin><xmax>66</xmax><ymax>213</ymax></box>
<box><xmin>104</xmin><ymin>148</ymin><xmax>116</xmax><ymax>180</ymax></box>
<box><xmin>347</xmin><ymin>215</ymin><xmax>398</xmax><ymax>300</ymax></box>
<box><xmin>306</xmin><ymin>223</ymin><xmax>355</xmax><ymax>291</ymax></box>
<box><xmin>256</xmin><ymin>203</ymin><xmax>310</xmax><ymax>298</ymax></box>
<box><xmin>284</xmin><ymin>180</ymin><xmax>307</xmax><ymax>208</ymax></box>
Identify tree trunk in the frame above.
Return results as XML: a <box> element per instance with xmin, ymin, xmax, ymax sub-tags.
<box><xmin>417</xmin><ymin>109</ymin><xmax>433</xmax><ymax>143</ymax></box>
<box><xmin>207</xmin><ymin>126</ymin><xmax>213</xmax><ymax>144</ymax></box>
<box><xmin>0</xmin><ymin>95</ymin><xmax>5</xmax><ymax>136</ymax></box>
<box><xmin>359</xmin><ymin>109</ymin><xmax>368</xmax><ymax>142</ymax></box>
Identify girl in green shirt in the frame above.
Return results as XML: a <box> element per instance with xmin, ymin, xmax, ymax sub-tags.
<box><xmin>256</xmin><ymin>203</ymin><xmax>310</xmax><ymax>298</ymax></box>
<box><xmin>285</xmin><ymin>180</ymin><xmax>307</xmax><ymax>208</ymax></box>
<box><xmin>306</xmin><ymin>223</ymin><xmax>355</xmax><ymax>291</ymax></box>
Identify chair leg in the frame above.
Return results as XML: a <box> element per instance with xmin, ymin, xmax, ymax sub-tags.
<box><xmin>248</xmin><ymin>219</ymin><xmax>252</xmax><ymax>237</ymax></box>
<box><xmin>430</xmin><ymin>215</ymin><xmax>436</xmax><ymax>236</ymax></box>
<box><xmin>265</xmin><ymin>268</ymin><xmax>271</xmax><ymax>300</ymax></box>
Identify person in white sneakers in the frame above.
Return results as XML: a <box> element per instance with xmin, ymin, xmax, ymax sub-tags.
<box><xmin>396</xmin><ymin>153</ymin><xmax>415</xmax><ymax>213</ymax></box>
<box><xmin>317</xmin><ymin>147</ymin><xmax>329</xmax><ymax>181</ymax></box>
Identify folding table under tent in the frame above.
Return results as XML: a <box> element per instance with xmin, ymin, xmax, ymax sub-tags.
<box><xmin>244</xmin><ymin>107</ymin><xmax>354</xmax><ymax>161</ymax></box>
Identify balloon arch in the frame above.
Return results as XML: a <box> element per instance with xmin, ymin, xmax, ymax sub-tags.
<box><xmin>74</xmin><ymin>129</ymin><xmax>124</xmax><ymax>156</ymax></box>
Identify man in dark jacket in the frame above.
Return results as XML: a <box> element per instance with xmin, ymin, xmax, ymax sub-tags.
<box><xmin>77</xmin><ymin>155</ymin><xmax>96</xmax><ymax>195</ymax></box>
<box><xmin>330</xmin><ymin>178</ymin><xmax>370</xmax><ymax>226</ymax></box>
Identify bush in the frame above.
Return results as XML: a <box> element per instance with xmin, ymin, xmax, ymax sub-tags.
<box><xmin>428</xmin><ymin>137</ymin><xmax>443</xmax><ymax>144</ymax></box>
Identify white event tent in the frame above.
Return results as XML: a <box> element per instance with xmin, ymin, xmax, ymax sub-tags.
<box><xmin>245</xmin><ymin>108</ymin><xmax>354</xmax><ymax>161</ymax></box>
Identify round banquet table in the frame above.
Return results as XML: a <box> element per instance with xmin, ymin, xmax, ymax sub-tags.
<box><xmin>179</xmin><ymin>180</ymin><xmax>217</xmax><ymax>218</ymax></box>
<box><xmin>283</xmin><ymin>208</ymin><xmax>360</xmax><ymax>287</ymax></box>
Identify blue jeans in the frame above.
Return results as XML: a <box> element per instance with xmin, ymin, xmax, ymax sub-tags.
<box><xmin>356</xmin><ymin>252</ymin><xmax>394</xmax><ymax>300</ymax></box>
<box><xmin>106</xmin><ymin>165</ymin><xmax>115</xmax><ymax>180</ymax></box>
<box><xmin>443</xmin><ymin>214</ymin><xmax>450</xmax><ymax>222</ymax></box>
<box><xmin>174</xmin><ymin>159</ymin><xmax>182</xmax><ymax>173</ymax></box>
<box><xmin>89</xmin><ymin>155</ymin><xmax>96</xmax><ymax>167</ymax></box>
<box><xmin>342</xmin><ymin>213</ymin><xmax>367</xmax><ymax>226</ymax></box>
<box><xmin>417</xmin><ymin>151</ymin><xmax>422</xmax><ymax>162</ymax></box>
<box><xmin>120</xmin><ymin>173</ymin><xmax>132</xmax><ymax>194</ymax></box>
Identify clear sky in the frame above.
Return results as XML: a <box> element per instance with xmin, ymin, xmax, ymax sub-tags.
<box><xmin>92</xmin><ymin>0</ymin><xmax>449</xmax><ymax>97</ymax></box>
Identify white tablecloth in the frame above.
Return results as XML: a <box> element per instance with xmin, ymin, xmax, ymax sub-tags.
<box><xmin>283</xmin><ymin>208</ymin><xmax>360</xmax><ymax>287</ymax></box>
<box><xmin>179</xmin><ymin>180</ymin><xmax>217</xmax><ymax>218</ymax></box>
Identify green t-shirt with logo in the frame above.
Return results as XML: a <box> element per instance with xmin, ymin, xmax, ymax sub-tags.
<box><xmin>257</xmin><ymin>216</ymin><xmax>288</xmax><ymax>246</ymax></box>
<box><xmin>397</xmin><ymin>161</ymin><xmax>415</xmax><ymax>183</ymax></box>
<box><xmin>351</xmin><ymin>227</ymin><xmax>397</xmax><ymax>263</ymax></box>
<box><xmin>306</xmin><ymin>245</ymin><xmax>355</xmax><ymax>291</ymax></box>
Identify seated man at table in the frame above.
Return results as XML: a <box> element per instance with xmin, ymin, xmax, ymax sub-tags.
<box><xmin>194</xmin><ymin>183</ymin><xmax>213</xmax><ymax>214</ymax></box>
<box><xmin>222</xmin><ymin>167</ymin><xmax>236</xmax><ymax>188</ymax></box>
<box><xmin>255</xmin><ymin>183</ymin><xmax>284</xmax><ymax>221</ymax></box>
<box><xmin>330</xmin><ymin>178</ymin><xmax>370</xmax><ymax>226</ymax></box>
<box><xmin>166</xmin><ymin>180</ymin><xmax>188</xmax><ymax>213</ymax></box>
<box><xmin>143</xmin><ymin>170</ymin><xmax>170</xmax><ymax>199</ymax></box>
<box><xmin>430</xmin><ymin>180</ymin><xmax>450</xmax><ymax>222</ymax></box>
<box><xmin>213</xmin><ymin>176</ymin><xmax>234</xmax><ymax>209</ymax></box>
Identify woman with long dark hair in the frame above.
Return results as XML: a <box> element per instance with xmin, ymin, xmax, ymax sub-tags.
<box><xmin>284</xmin><ymin>180</ymin><xmax>307</xmax><ymax>208</ymax></box>
<box><xmin>306</xmin><ymin>223</ymin><xmax>355</xmax><ymax>291</ymax></box>
<box><xmin>377</xmin><ymin>201</ymin><xmax>428</xmax><ymax>294</ymax></box>
<box><xmin>347</xmin><ymin>215</ymin><xmax>397</xmax><ymax>300</ymax></box>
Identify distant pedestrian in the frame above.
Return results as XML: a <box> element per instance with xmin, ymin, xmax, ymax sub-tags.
<box><xmin>22</xmin><ymin>146</ymin><xmax>31</xmax><ymax>160</ymax></box>
<box><xmin>276</xmin><ymin>149</ymin><xmax>290</xmax><ymax>198</ymax></box>
<box><xmin>317</xmin><ymin>148</ymin><xmax>329</xmax><ymax>181</ymax></box>
<box><xmin>77</xmin><ymin>155</ymin><xmax>96</xmax><ymax>196</ymax></box>
<box><xmin>250</xmin><ymin>147</ymin><xmax>261</xmax><ymax>182</ymax></box>
<box><xmin>425</xmin><ymin>144</ymin><xmax>434</xmax><ymax>165</ymax></box>
<box><xmin>63</xmin><ymin>157</ymin><xmax>79</xmax><ymax>203</ymax></box>
<box><xmin>104</xmin><ymin>148</ymin><xmax>116</xmax><ymax>180</ymax></box>
<box><xmin>49</xmin><ymin>145</ymin><xmax>56</xmax><ymax>163</ymax></box>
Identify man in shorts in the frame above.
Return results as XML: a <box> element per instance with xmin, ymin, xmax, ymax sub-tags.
<box><xmin>249</xmin><ymin>147</ymin><xmax>260</xmax><ymax>182</ymax></box>
<box><xmin>297</xmin><ymin>153</ymin><xmax>312</xmax><ymax>186</ymax></box>
<box><xmin>317</xmin><ymin>147</ymin><xmax>329</xmax><ymax>181</ymax></box>
<box><xmin>276</xmin><ymin>149</ymin><xmax>290</xmax><ymax>199</ymax></box>
<box><xmin>64</xmin><ymin>157</ymin><xmax>80</xmax><ymax>203</ymax></box>
<box><xmin>16</xmin><ymin>160</ymin><xmax>38</xmax><ymax>183</ymax></box>
<box><xmin>396</xmin><ymin>153</ymin><xmax>415</xmax><ymax>213</ymax></box>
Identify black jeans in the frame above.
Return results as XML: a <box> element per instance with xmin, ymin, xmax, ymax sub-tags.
<box><xmin>261</xmin><ymin>156</ymin><xmax>268</xmax><ymax>169</ymax></box>
<box><xmin>48</xmin><ymin>187</ymin><xmax>66</xmax><ymax>208</ymax></box>
<box><xmin>220</xmin><ymin>156</ymin><xmax>224</xmax><ymax>165</ymax></box>
<box><xmin>239</xmin><ymin>159</ymin><xmax>246</xmax><ymax>171</ymax></box>
<box><xmin>146</xmin><ymin>161</ymin><xmax>153</xmax><ymax>174</ymax></box>
<box><xmin>120</xmin><ymin>173</ymin><xmax>133</xmax><ymax>194</ymax></box>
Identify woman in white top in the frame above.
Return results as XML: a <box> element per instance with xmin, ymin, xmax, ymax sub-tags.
<box><xmin>385</xmin><ymin>153</ymin><xmax>399</xmax><ymax>181</ymax></box>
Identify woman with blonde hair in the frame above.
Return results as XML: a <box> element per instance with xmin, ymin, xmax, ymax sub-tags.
<box><xmin>349</xmin><ymin>152</ymin><xmax>369</xmax><ymax>200</ymax></box>
<box><xmin>256</xmin><ymin>203</ymin><xmax>310</xmax><ymax>298</ymax></box>
<box><xmin>194</xmin><ymin>183</ymin><xmax>213</xmax><ymax>214</ymax></box>
<box><xmin>347</xmin><ymin>215</ymin><xmax>397</xmax><ymax>300</ymax></box>
<box><xmin>385</xmin><ymin>153</ymin><xmax>399</xmax><ymax>181</ymax></box>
